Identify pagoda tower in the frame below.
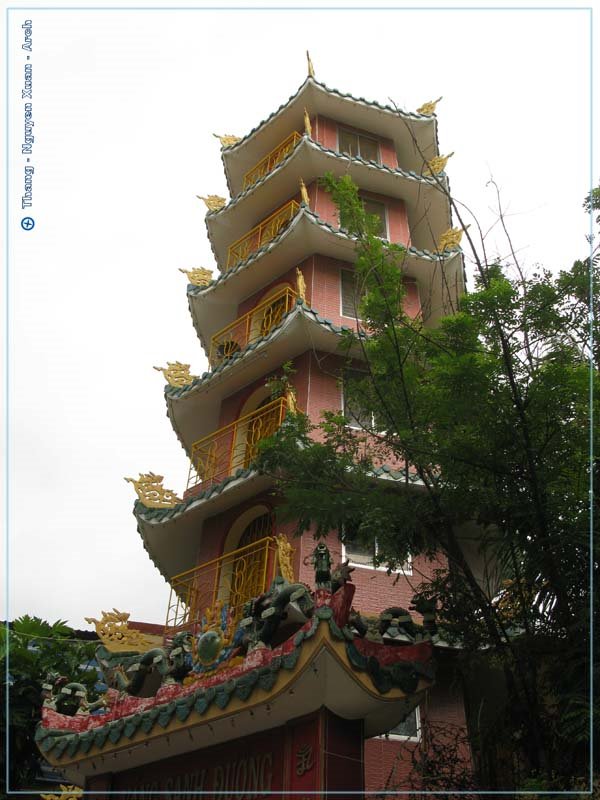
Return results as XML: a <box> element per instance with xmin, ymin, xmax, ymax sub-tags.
<box><xmin>36</xmin><ymin>65</ymin><xmax>470</xmax><ymax>796</ymax></box>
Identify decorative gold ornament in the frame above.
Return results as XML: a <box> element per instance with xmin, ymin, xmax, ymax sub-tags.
<box><xmin>124</xmin><ymin>472</ymin><xmax>183</xmax><ymax>508</ymax></box>
<box><xmin>424</xmin><ymin>152</ymin><xmax>454</xmax><ymax>176</ymax></box>
<box><xmin>213</xmin><ymin>133</ymin><xmax>241</xmax><ymax>148</ymax></box>
<box><xmin>299</xmin><ymin>178</ymin><xmax>310</xmax><ymax>206</ymax></box>
<box><xmin>306</xmin><ymin>50</ymin><xmax>315</xmax><ymax>79</ymax></box>
<box><xmin>275</xmin><ymin>534</ymin><xmax>295</xmax><ymax>582</ymax></box>
<box><xmin>84</xmin><ymin>609</ymin><xmax>153</xmax><ymax>652</ymax></box>
<box><xmin>179</xmin><ymin>267</ymin><xmax>213</xmax><ymax>287</ymax></box>
<box><xmin>296</xmin><ymin>267</ymin><xmax>307</xmax><ymax>303</ymax></box>
<box><xmin>41</xmin><ymin>785</ymin><xmax>83</xmax><ymax>800</ymax></box>
<box><xmin>303</xmin><ymin>107</ymin><xmax>312</xmax><ymax>137</ymax></box>
<box><xmin>417</xmin><ymin>96</ymin><xmax>443</xmax><ymax>116</ymax></box>
<box><xmin>197</xmin><ymin>194</ymin><xmax>227</xmax><ymax>212</ymax></box>
<box><xmin>437</xmin><ymin>226</ymin><xmax>467</xmax><ymax>251</ymax></box>
<box><xmin>286</xmin><ymin>385</ymin><xmax>298</xmax><ymax>414</ymax></box>
<box><xmin>153</xmin><ymin>361</ymin><xmax>197</xmax><ymax>388</ymax></box>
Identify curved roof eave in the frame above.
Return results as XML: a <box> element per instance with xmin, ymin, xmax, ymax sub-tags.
<box><xmin>219</xmin><ymin>77</ymin><xmax>438</xmax><ymax>195</ymax></box>
<box><xmin>135</xmin><ymin>470</ymin><xmax>273</xmax><ymax>581</ymax></box>
<box><xmin>188</xmin><ymin>210</ymin><xmax>462</xmax><ymax>351</ymax></box>
<box><xmin>165</xmin><ymin>301</ymin><xmax>364</xmax><ymax>456</ymax></box>
<box><xmin>205</xmin><ymin>138</ymin><xmax>448</xmax><ymax>266</ymax></box>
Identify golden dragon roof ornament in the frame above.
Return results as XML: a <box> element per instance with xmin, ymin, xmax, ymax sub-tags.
<box><xmin>417</xmin><ymin>96</ymin><xmax>443</xmax><ymax>116</ymax></box>
<box><xmin>179</xmin><ymin>267</ymin><xmax>213</xmax><ymax>287</ymax></box>
<box><xmin>41</xmin><ymin>785</ymin><xmax>83</xmax><ymax>800</ymax></box>
<box><xmin>84</xmin><ymin>609</ymin><xmax>154</xmax><ymax>652</ymax></box>
<box><xmin>124</xmin><ymin>472</ymin><xmax>182</xmax><ymax>508</ymax></box>
<box><xmin>197</xmin><ymin>194</ymin><xmax>227</xmax><ymax>212</ymax></box>
<box><xmin>213</xmin><ymin>133</ymin><xmax>241</xmax><ymax>148</ymax></box>
<box><xmin>424</xmin><ymin>152</ymin><xmax>454</xmax><ymax>176</ymax></box>
<box><xmin>437</xmin><ymin>226</ymin><xmax>467</xmax><ymax>251</ymax></box>
<box><xmin>153</xmin><ymin>361</ymin><xmax>198</xmax><ymax>388</ymax></box>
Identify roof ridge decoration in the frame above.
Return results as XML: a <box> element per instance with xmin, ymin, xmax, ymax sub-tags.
<box><xmin>36</xmin><ymin>556</ymin><xmax>436</xmax><ymax>764</ymax></box>
<box><xmin>153</xmin><ymin>361</ymin><xmax>198</xmax><ymax>388</ymax></box>
<box><xmin>124</xmin><ymin>472</ymin><xmax>182</xmax><ymax>509</ymax></box>
<box><xmin>221</xmin><ymin>76</ymin><xmax>437</xmax><ymax>158</ymax></box>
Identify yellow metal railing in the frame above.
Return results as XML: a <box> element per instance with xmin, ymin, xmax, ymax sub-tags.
<box><xmin>186</xmin><ymin>396</ymin><xmax>288</xmax><ymax>493</ymax></box>
<box><xmin>209</xmin><ymin>286</ymin><xmax>298</xmax><ymax>367</ymax></box>
<box><xmin>165</xmin><ymin>536</ymin><xmax>278</xmax><ymax>634</ymax></box>
<box><xmin>226</xmin><ymin>200</ymin><xmax>300</xmax><ymax>271</ymax></box>
<box><xmin>242</xmin><ymin>131</ymin><xmax>303</xmax><ymax>191</ymax></box>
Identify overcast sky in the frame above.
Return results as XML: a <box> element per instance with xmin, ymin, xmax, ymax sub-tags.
<box><xmin>3</xmin><ymin>0</ymin><xmax>596</xmax><ymax>630</ymax></box>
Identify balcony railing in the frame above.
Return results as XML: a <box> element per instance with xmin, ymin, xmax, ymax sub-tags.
<box><xmin>242</xmin><ymin>131</ymin><xmax>303</xmax><ymax>191</ymax></box>
<box><xmin>165</xmin><ymin>536</ymin><xmax>278</xmax><ymax>635</ymax></box>
<box><xmin>186</xmin><ymin>396</ymin><xmax>288</xmax><ymax>493</ymax></box>
<box><xmin>209</xmin><ymin>286</ymin><xmax>298</xmax><ymax>367</ymax></box>
<box><xmin>226</xmin><ymin>199</ymin><xmax>300</xmax><ymax>271</ymax></box>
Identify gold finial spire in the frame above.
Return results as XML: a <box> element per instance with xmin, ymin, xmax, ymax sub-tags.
<box><xmin>306</xmin><ymin>50</ymin><xmax>315</xmax><ymax>79</ymax></box>
<box><xmin>303</xmin><ymin>107</ymin><xmax>312</xmax><ymax>137</ymax></box>
<box><xmin>124</xmin><ymin>472</ymin><xmax>182</xmax><ymax>508</ymax></box>
<box><xmin>417</xmin><ymin>96</ymin><xmax>443</xmax><ymax>116</ymax></box>
<box><xmin>296</xmin><ymin>267</ymin><xmax>307</xmax><ymax>302</ymax></box>
<box><xmin>153</xmin><ymin>361</ymin><xmax>197</xmax><ymax>388</ymax></box>
<box><xmin>213</xmin><ymin>133</ymin><xmax>241</xmax><ymax>148</ymax></box>
<box><xmin>179</xmin><ymin>267</ymin><xmax>213</xmax><ymax>287</ymax></box>
<box><xmin>197</xmin><ymin>195</ymin><xmax>227</xmax><ymax>212</ymax></box>
<box><xmin>437</xmin><ymin>226</ymin><xmax>467</xmax><ymax>251</ymax></box>
<box><xmin>424</xmin><ymin>152</ymin><xmax>454</xmax><ymax>176</ymax></box>
<box><xmin>299</xmin><ymin>178</ymin><xmax>310</xmax><ymax>206</ymax></box>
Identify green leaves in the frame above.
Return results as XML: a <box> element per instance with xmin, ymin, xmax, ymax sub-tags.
<box><xmin>2</xmin><ymin>617</ymin><xmax>99</xmax><ymax>790</ymax></box>
<box><xmin>258</xmin><ymin>173</ymin><xmax>598</xmax><ymax>787</ymax></box>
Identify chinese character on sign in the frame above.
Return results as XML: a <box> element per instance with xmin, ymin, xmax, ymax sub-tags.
<box><xmin>296</xmin><ymin>744</ymin><xmax>314</xmax><ymax>776</ymax></box>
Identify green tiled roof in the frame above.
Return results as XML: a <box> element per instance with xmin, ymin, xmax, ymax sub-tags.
<box><xmin>222</xmin><ymin>76</ymin><xmax>435</xmax><ymax>158</ymax></box>
<box><xmin>36</xmin><ymin>612</ymin><xmax>434</xmax><ymax>761</ymax></box>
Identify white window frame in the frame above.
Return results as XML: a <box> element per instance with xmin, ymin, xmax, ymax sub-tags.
<box><xmin>341</xmin><ymin>539</ymin><xmax>412</xmax><ymax>575</ymax></box>
<box><xmin>340</xmin><ymin>267</ymin><xmax>364</xmax><ymax>321</ymax></box>
<box><xmin>380</xmin><ymin>705</ymin><xmax>421</xmax><ymax>742</ymax></box>
<box><xmin>337</xmin><ymin>126</ymin><xmax>381</xmax><ymax>165</ymax></box>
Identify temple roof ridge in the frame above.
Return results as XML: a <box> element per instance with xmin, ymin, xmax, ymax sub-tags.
<box><xmin>220</xmin><ymin>75</ymin><xmax>436</xmax><ymax>158</ymax></box>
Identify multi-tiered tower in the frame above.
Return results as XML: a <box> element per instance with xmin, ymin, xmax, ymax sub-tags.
<box><xmin>37</xmin><ymin>68</ymin><xmax>470</xmax><ymax>795</ymax></box>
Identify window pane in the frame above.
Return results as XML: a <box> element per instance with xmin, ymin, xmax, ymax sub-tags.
<box><xmin>339</xmin><ymin>129</ymin><xmax>359</xmax><ymax>157</ymax></box>
<box><xmin>359</xmin><ymin>135</ymin><xmax>379</xmax><ymax>163</ymax></box>
<box><xmin>343</xmin><ymin>527</ymin><xmax>375</xmax><ymax>567</ymax></box>
<box><xmin>362</xmin><ymin>199</ymin><xmax>387</xmax><ymax>237</ymax></box>
<box><xmin>388</xmin><ymin>707</ymin><xmax>419</xmax><ymax>738</ymax></box>
<box><xmin>343</xmin><ymin>370</ymin><xmax>372</xmax><ymax>430</ymax></box>
<box><xmin>341</xmin><ymin>269</ymin><xmax>362</xmax><ymax>318</ymax></box>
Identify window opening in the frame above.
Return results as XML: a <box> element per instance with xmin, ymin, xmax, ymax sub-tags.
<box><xmin>338</xmin><ymin>128</ymin><xmax>380</xmax><ymax>164</ymax></box>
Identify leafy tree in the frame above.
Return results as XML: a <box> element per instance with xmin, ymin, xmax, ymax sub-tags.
<box><xmin>257</xmin><ymin>173</ymin><xmax>598</xmax><ymax>790</ymax></box>
<box><xmin>1</xmin><ymin>616</ymin><xmax>98</xmax><ymax>793</ymax></box>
